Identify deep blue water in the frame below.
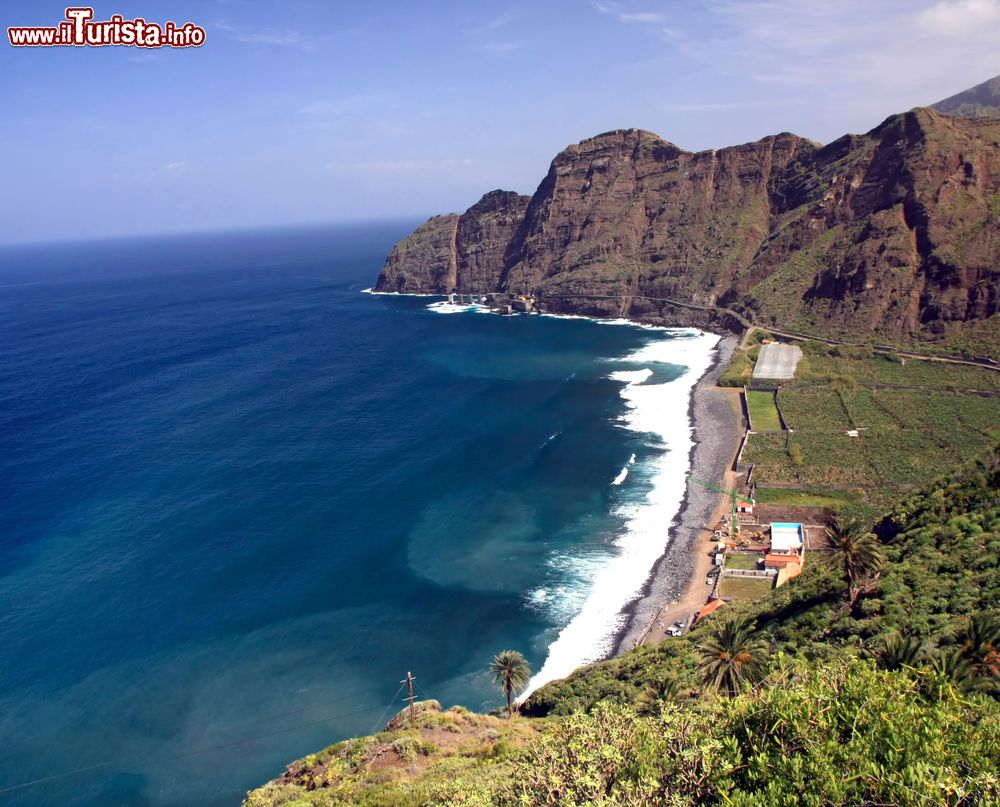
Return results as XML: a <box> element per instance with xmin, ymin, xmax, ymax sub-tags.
<box><xmin>0</xmin><ymin>224</ymin><xmax>708</xmax><ymax>805</ymax></box>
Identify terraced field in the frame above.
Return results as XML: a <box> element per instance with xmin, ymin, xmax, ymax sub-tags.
<box><xmin>741</xmin><ymin>346</ymin><xmax>1000</xmax><ymax>521</ymax></box>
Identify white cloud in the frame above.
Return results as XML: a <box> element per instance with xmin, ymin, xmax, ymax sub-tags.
<box><xmin>591</xmin><ymin>3</ymin><xmax>684</xmax><ymax>41</ymax></box>
<box><xmin>164</xmin><ymin>161</ymin><xmax>188</xmax><ymax>173</ymax></box>
<box><xmin>620</xmin><ymin>11</ymin><xmax>666</xmax><ymax>22</ymax></box>
<box><xmin>214</xmin><ymin>20</ymin><xmax>305</xmax><ymax>48</ymax></box>
<box><xmin>471</xmin><ymin>12</ymin><xmax>520</xmax><ymax>32</ymax></box>
<box><xmin>688</xmin><ymin>0</ymin><xmax>1000</xmax><ymax>124</ymax></box>
<box><xmin>917</xmin><ymin>0</ymin><xmax>1000</xmax><ymax>35</ymax></box>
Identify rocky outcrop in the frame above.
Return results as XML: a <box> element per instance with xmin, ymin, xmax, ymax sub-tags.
<box><xmin>377</xmin><ymin>190</ymin><xmax>529</xmax><ymax>293</ymax></box>
<box><xmin>379</xmin><ymin>214</ymin><xmax>458</xmax><ymax>293</ymax></box>
<box><xmin>375</xmin><ymin>108</ymin><xmax>1000</xmax><ymax>356</ymax></box>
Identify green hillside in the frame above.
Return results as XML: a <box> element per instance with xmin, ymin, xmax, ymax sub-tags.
<box><xmin>246</xmin><ymin>448</ymin><xmax>1000</xmax><ymax>806</ymax></box>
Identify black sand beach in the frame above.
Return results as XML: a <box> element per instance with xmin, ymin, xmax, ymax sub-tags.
<box><xmin>616</xmin><ymin>335</ymin><xmax>743</xmax><ymax>651</ymax></box>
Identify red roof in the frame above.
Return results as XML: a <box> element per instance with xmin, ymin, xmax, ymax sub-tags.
<box><xmin>764</xmin><ymin>553</ymin><xmax>799</xmax><ymax>567</ymax></box>
<box><xmin>696</xmin><ymin>599</ymin><xmax>726</xmax><ymax>621</ymax></box>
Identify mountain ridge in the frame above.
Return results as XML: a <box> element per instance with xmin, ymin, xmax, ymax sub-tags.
<box><xmin>932</xmin><ymin>73</ymin><xmax>1000</xmax><ymax>119</ymax></box>
<box><xmin>376</xmin><ymin>106</ymin><xmax>1000</xmax><ymax>358</ymax></box>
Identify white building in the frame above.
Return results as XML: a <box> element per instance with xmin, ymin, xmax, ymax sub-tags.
<box><xmin>769</xmin><ymin>522</ymin><xmax>804</xmax><ymax>556</ymax></box>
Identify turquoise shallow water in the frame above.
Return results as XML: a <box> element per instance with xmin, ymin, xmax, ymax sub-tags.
<box><xmin>0</xmin><ymin>224</ymin><xmax>709</xmax><ymax>805</ymax></box>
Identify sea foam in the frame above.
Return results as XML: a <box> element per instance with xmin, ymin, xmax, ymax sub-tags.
<box><xmin>426</xmin><ymin>300</ymin><xmax>491</xmax><ymax>314</ymax></box>
<box><xmin>522</xmin><ymin>329</ymin><xmax>720</xmax><ymax>697</ymax></box>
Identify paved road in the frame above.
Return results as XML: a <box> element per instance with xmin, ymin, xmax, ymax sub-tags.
<box><xmin>534</xmin><ymin>291</ymin><xmax>1000</xmax><ymax>374</ymax></box>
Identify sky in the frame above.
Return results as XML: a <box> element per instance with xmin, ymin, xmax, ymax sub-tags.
<box><xmin>1</xmin><ymin>0</ymin><xmax>999</xmax><ymax>244</ymax></box>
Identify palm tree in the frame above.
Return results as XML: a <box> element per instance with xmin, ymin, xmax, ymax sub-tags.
<box><xmin>636</xmin><ymin>677</ymin><xmax>681</xmax><ymax>715</ymax></box>
<box><xmin>876</xmin><ymin>634</ymin><xmax>923</xmax><ymax>670</ymax></box>
<box><xmin>490</xmin><ymin>650</ymin><xmax>532</xmax><ymax>718</ymax></box>
<box><xmin>826</xmin><ymin>517</ymin><xmax>884</xmax><ymax>601</ymax></box>
<box><xmin>957</xmin><ymin>613</ymin><xmax>1000</xmax><ymax>686</ymax></box>
<box><xmin>926</xmin><ymin>648</ymin><xmax>980</xmax><ymax>699</ymax></box>
<box><xmin>698</xmin><ymin>614</ymin><xmax>769</xmax><ymax>697</ymax></box>
<box><xmin>874</xmin><ymin>632</ymin><xmax>925</xmax><ymax>671</ymax></box>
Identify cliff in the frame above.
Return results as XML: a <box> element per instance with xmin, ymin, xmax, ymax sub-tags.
<box><xmin>376</xmin><ymin>109</ymin><xmax>1000</xmax><ymax>357</ymax></box>
<box><xmin>378</xmin><ymin>189</ymin><xmax>530</xmax><ymax>294</ymax></box>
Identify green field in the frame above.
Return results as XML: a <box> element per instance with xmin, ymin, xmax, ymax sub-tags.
<box><xmin>725</xmin><ymin>553</ymin><xmax>763</xmax><ymax>570</ymax></box>
<box><xmin>739</xmin><ymin>344</ymin><xmax>1000</xmax><ymax>522</ymax></box>
<box><xmin>718</xmin><ymin>576</ymin><xmax>774</xmax><ymax>600</ymax></box>
<box><xmin>754</xmin><ymin>487</ymin><xmax>854</xmax><ymax>509</ymax></box>
<box><xmin>746</xmin><ymin>390</ymin><xmax>782</xmax><ymax>431</ymax></box>
<box><xmin>793</xmin><ymin>343</ymin><xmax>1000</xmax><ymax>392</ymax></box>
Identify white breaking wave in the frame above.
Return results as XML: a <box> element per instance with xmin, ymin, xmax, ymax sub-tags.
<box><xmin>361</xmin><ymin>288</ymin><xmax>442</xmax><ymax>297</ymax></box>
<box><xmin>611</xmin><ymin>466</ymin><xmax>629</xmax><ymax>486</ymax></box>
<box><xmin>425</xmin><ymin>301</ymin><xmax>491</xmax><ymax>314</ymax></box>
<box><xmin>522</xmin><ymin>329</ymin><xmax>720</xmax><ymax>697</ymax></box>
<box><xmin>629</xmin><ymin>453</ymin><xmax>636</xmax><ymax>465</ymax></box>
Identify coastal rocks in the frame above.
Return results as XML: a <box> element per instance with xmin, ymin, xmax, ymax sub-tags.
<box><xmin>376</xmin><ymin>109</ymin><xmax>1000</xmax><ymax>357</ymax></box>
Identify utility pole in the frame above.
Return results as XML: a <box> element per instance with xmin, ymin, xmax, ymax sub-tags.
<box><xmin>402</xmin><ymin>671</ymin><xmax>416</xmax><ymax>728</ymax></box>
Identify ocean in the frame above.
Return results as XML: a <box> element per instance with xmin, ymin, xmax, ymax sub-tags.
<box><xmin>0</xmin><ymin>223</ymin><xmax>718</xmax><ymax>805</ymax></box>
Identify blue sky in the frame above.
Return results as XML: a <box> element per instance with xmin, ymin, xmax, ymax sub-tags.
<box><xmin>2</xmin><ymin>0</ymin><xmax>999</xmax><ymax>243</ymax></box>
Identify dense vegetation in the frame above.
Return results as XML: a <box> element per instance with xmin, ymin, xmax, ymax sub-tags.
<box><xmin>247</xmin><ymin>449</ymin><xmax>1000</xmax><ymax>806</ymax></box>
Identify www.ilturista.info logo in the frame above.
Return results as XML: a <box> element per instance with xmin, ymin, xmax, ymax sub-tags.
<box><xmin>8</xmin><ymin>7</ymin><xmax>205</xmax><ymax>48</ymax></box>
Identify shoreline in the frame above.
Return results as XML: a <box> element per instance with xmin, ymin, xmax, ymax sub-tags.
<box><xmin>364</xmin><ymin>289</ymin><xmax>744</xmax><ymax>669</ymax></box>
<box><xmin>615</xmin><ymin>335</ymin><xmax>743</xmax><ymax>652</ymax></box>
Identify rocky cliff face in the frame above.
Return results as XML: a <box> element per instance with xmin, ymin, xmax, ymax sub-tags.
<box><xmin>377</xmin><ymin>190</ymin><xmax>529</xmax><ymax>293</ymax></box>
<box><xmin>375</xmin><ymin>108</ymin><xmax>1000</xmax><ymax>355</ymax></box>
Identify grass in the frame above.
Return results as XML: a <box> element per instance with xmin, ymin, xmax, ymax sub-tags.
<box><xmin>747</xmin><ymin>390</ymin><xmax>782</xmax><ymax>431</ymax></box>
<box><xmin>718</xmin><ymin>576</ymin><xmax>774</xmax><ymax>600</ymax></box>
<box><xmin>725</xmin><ymin>553</ymin><xmax>763</xmax><ymax>571</ymax></box>
<box><xmin>754</xmin><ymin>488</ymin><xmax>854</xmax><ymax>509</ymax></box>
<box><xmin>719</xmin><ymin>346</ymin><xmax>757</xmax><ymax>387</ymax></box>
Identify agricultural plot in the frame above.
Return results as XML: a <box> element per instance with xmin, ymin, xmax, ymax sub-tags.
<box><xmin>779</xmin><ymin>389</ymin><xmax>852</xmax><ymax>432</ymax></box>
<box><xmin>840</xmin><ymin>389</ymin><xmax>902</xmax><ymax>430</ymax></box>
<box><xmin>860</xmin><ymin>429</ymin><xmax>950</xmax><ymax>487</ymax></box>
<box><xmin>791</xmin><ymin>432</ymin><xmax>878</xmax><ymax>486</ymax></box>
<box><xmin>719</xmin><ymin>576</ymin><xmax>774</xmax><ymax>601</ymax></box>
<box><xmin>743</xmin><ymin>433</ymin><xmax>795</xmax><ymax>484</ymax></box>
<box><xmin>743</xmin><ymin>388</ymin><xmax>998</xmax><ymax>506</ymax></box>
<box><xmin>747</xmin><ymin>390</ymin><xmax>782</xmax><ymax>431</ymax></box>
<box><xmin>730</xmin><ymin>336</ymin><xmax>1000</xmax><ymax>525</ymax></box>
<box><xmin>954</xmin><ymin>396</ymin><xmax>1000</xmax><ymax>439</ymax></box>
<box><xmin>754</xmin><ymin>488</ymin><xmax>854</xmax><ymax>509</ymax></box>
<box><xmin>795</xmin><ymin>349</ymin><xmax>1000</xmax><ymax>392</ymax></box>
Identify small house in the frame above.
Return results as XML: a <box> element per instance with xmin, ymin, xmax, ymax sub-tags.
<box><xmin>768</xmin><ymin>522</ymin><xmax>804</xmax><ymax>556</ymax></box>
<box><xmin>766</xmin><ymin>522</ymin><xmax>805</xmax><ymax>585</ymax></box>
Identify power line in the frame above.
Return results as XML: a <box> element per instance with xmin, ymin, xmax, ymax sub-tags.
<box><xmin>368</xmin><ymin>680</ymin><xmax>407</xmax><ymax>735</ymax></box>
